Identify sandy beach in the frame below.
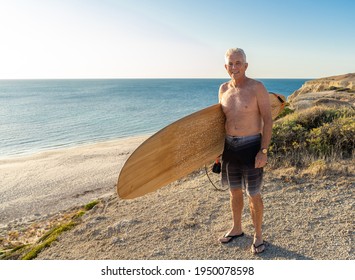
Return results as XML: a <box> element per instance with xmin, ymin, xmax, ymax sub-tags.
<box><xmin>0</xmin><ymin>135</ymin><xmax>149</xmax><ymax>226</ymax></box>
<box><xmin>0</xmin><ymin>135</ymin><xmax>353</xmax><ymax>260</ymax></box>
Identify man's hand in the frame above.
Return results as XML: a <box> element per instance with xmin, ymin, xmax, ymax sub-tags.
<box><xmin>255</xmin><ymin>152</ymin><xmax>268</xmax><ymax>168</ymax></box>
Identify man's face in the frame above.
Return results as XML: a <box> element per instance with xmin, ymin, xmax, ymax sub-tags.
<box><xmin>225</xmin><ymin>53</ymin><xmax>248</xmax><ymax>79</ymax></box>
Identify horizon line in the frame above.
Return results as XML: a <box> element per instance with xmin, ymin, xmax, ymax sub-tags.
<box><xmin>0</xmin><ymin>77</ymin><xmax>314</xmax><ymax>80</ymax></box>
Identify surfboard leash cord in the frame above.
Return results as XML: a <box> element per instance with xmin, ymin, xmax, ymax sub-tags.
<box><xmin>204</xmin><ymin>164</ymin><xmax>229</xmax><ymax>192</ymax></box>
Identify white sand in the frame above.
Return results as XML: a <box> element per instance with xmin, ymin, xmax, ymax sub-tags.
<box><xmin>0</xmin><ymin>135</ymin><xmax>149</xmax><ymax>226</ymax></box>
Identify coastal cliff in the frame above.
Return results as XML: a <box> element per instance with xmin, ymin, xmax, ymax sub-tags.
<box><xmin>288</xmin><ymin>73</ymin><xmax>355</xmax><ymax>110</ymax></box>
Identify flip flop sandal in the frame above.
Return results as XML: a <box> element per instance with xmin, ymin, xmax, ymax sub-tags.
<box><xmin>220</xmin><ymin>232</ymin><xmax>244</xmax><ymax>243</ymax></box>
<box><xmin>252</xmin><ymin>242</ymin><xmax>265</xmax><ymax>254</ymax></box>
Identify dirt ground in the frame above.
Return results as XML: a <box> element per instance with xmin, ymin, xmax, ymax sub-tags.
<box><xmin>35</xmin><ymin>165</ymin><xmax>354</xmax><ymax>260</ymax></box>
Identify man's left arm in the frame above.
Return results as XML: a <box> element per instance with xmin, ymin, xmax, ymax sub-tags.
<box><xmin>255</xmin><ymin>83</ymin><xmax>273</xmax><ymax>168</ymax></box>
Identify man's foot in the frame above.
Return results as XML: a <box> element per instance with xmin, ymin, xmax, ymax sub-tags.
<box><xmin>219</xmin><ymin>232</ymin><xmax>244</xmax><ymax>243</ymax></box>
<box><xmin>251</xmin><ymin>241</ymin><xmax>265</xmax><ymax>254</ymax></box>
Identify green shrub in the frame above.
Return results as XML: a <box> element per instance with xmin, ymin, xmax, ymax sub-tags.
<box><xmin>296</xmin><ymin>107</ymin><xmax>342</xmax><ymax>129</ymax></box>
<box><xmin>269</xmin><ymin>106</ymin><xmax>355</xmax><ymax>167</ymax></box>
<box><xmin>308</xmin><ymin>117</ymin><xmax>355</xmax><ymax>157</ymax></box>
<box><xmin>275</xmin><ymin>106</ymin><xmax>294</xmax><ymax>120</ymax></box>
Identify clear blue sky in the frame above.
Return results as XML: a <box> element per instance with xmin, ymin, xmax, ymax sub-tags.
<box><xmin>0</xmin><ymin>0</ymin><xmax>354</xmax><ymax>79</ymax></box>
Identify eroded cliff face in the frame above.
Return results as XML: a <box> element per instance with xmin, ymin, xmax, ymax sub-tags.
<box><xmin>288</xmin><ymin>73</ymin><xmax>355</xmax><ymax>110</ymax></box>
<box><xmin>289</xmin><ymin>73</ymin><xmax>355</xmax><ymax>101</ymax></box>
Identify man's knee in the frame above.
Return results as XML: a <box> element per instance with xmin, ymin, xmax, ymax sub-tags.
<box><xmin>230</xmin><ymin>188</ymin><xmax>243</xmax><ymax>198</ymax></box>
<box><xmin>248</xmin><ymin>193</ymin><xmax>263</xmax><ymax>208</ymax></box>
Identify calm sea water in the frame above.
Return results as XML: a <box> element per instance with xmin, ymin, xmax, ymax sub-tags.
<box><xmin>0</xmin><ymin>79</ymin><xmax>308</xmax><ymax>157</ymax></box>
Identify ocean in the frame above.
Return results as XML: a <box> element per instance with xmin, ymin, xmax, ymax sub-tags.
<box><xmin>0</xmin><ymin>79</ymin><xmax>308</xmax><ymax>158</ymax></box>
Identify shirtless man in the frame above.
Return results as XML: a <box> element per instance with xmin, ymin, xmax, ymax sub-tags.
<box><xmin>218</xmin><ymin>48</ymin><xmax>272</xmax><ymax>254</ymax></box>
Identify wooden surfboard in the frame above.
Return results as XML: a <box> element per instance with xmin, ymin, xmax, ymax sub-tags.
<box><xmin>117</xmin><ymin>92</ymin><xmax>285</xmax><ymax>199</ymax></box>
<box><xmin>269</xmin><ymin>92</ymin><xmax>286</xmax><ymax>119</ymax></box>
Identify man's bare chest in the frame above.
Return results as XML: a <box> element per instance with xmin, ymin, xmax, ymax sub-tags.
<box><xmin>221</xmin><ymin>90</ymin><xmax>257</xmax><ymax>113</ymax></box>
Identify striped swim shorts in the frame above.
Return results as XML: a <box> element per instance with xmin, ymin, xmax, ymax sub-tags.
<box><xmin>221</xmin><ymin>134</ymin><xmax>263</xmax><ymax>196</ymax></box>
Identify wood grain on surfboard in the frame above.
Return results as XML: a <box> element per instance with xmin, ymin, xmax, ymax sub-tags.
<box><xmin>117</xmin><ymin>93</ymin><xmax>285</xmax><ymax>199</ymax></box>
<box><xmin>117</xmin><ymin>104</ymin><xmax>226</xmax><ymax>199</ymax></box>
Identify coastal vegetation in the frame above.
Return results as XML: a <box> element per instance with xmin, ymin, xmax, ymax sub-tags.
<box><xmin>0</xmin><ymin>200</ymin><xmax>99</xmax><ymax>260</ymax></box>
<box><xmin>269</xmin><ymin>105</ymin><xmax>354</xmax><ymax>168</ymax></box>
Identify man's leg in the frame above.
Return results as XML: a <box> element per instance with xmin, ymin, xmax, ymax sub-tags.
<box><xmin>230</xmin><ymin>188</ymin><xmax>244</xmax><ymax>234</ymax></box>
<box><xmin>248</xmin><ymin>193</ymin><xmax>265</xmax><ymax>253</ymax></box>
<box><xmin>219</xmin><ymin>188</ymin><xmax>244</xmax><ymax>242</ymax></box>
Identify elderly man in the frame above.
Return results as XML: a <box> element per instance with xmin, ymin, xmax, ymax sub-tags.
<box><xmin>218</xmin><ymin>48</ymin><xmax>272</xmax><ymax>254</ymax></box>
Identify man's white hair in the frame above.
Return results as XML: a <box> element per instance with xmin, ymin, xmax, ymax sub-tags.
<box><xmin>224</xmin><ymin>48</ymin><xmax>247</xmax><ymax>64</ymax></box>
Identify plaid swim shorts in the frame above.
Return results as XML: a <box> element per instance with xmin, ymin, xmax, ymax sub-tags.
<box><xmin>221</xmin><ymin>134</ymin><xmax>263</xmax><ymax>196</ymax></box>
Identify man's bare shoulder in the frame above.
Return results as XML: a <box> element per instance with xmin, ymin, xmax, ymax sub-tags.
<box><xmin>218</xmin><ymin>82</ymin><xmax>230</xmax><ymax>103</ymax></box>
<box><xmin>219</xmin><ymin>82</ymin><xmax>230</xmax><ymax>93</ymax></box>
<box><xmin>247</xmin><ymin>79</ymin><xmax>267</xmax><ymax>94</ymax></box>
<box><xmin>247</xmin><ymin>78</ymin><xmax>264</xmax><ymax>88</ymax></box>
